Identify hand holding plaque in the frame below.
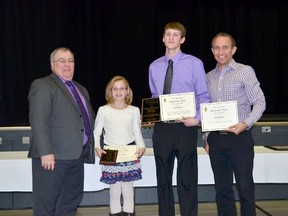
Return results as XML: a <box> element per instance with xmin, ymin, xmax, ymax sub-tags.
<box><xmin>141</xmin><ymin>92</ymin><xmax>196</xmax><ymax>124</ymax></box>
<box><xmin>103</xmin><ymin>145</ymin><xmax>138</xmax><ymax>163</ymax></box>
<box><xmin>99</xmin><ymin>149</ymin><xmax>118</xmax><ymax>165</ymax></box>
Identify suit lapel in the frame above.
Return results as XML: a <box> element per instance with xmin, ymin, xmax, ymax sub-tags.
<box><xmin>49</xmin><ymin>73</ymin><xmax>94</xmax><ymax>125</ymax></box>
<box><xmin>49</xmin><ymin>73</ymin><xmax>80</xmax><ymax>111</ymax></box>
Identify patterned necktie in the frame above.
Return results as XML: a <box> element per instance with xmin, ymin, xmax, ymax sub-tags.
<box><xmin>163</xmin><ymin>59</ymin><xmax>173</xmax><ymax>94</ymax></box>
<box><xmin>65</xmin><ymin>81</ymin><xmax>91</xmax><ymax>139</ymax></box>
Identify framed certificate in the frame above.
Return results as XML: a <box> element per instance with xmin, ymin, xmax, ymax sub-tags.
<box><xmin>159</xmin><ymin>92</ymin><xmax>196</xmax><ymax>121</ymax></box>
<box><xmin>200</xmin><ymin>101</ymin><xmax>239</xmax><ymax>132</ymax></box>
<box><xmin>104</xmin><ymin>145</ymin><xmax>138</xmax><ymax>163</ymax></box>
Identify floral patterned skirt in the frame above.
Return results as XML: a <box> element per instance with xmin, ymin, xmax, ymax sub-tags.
<box><xmin>100</xmin><ymin>160</ymin><xmax>142</xmax><ymax>184</ymax></box>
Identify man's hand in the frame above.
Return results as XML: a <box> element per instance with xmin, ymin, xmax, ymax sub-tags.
<box><xmin>226</xmin><ymin>122</ymin><xmax>248</xmax><ymax>135</ymax></box>
<box><xmin>41</xmin><ymin>154</ymin><xmax>55</xmax><ymax>171</ymax></box>
<box><xmin>180</xmin><ymin>117</ymin><xmax>200</xmax><ymax>127</ymax></box>
<box><xmin>141</xmin><ymin>122</ymin><xmax>155</xmax><ymax>128</ymax></box>
<box><xmin>204</xmin><ymin>143</ymin><xmax>209</xmax><ymax>154</ymax></box>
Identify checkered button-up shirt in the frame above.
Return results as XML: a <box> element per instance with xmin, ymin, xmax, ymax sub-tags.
<box><xmin>207</xmin><ymin>59</ymin><xmax>266</xmax><ymax>128</ymax></box>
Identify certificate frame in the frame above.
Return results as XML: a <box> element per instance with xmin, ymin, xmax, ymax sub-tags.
<box><xmin>159</xmin><ymin>92</ymin><xmax>196</xmax><ymax>121</ymax></box>
<box><xmin>104</xmin><ymin>145</ymin><xmax>138</xmax><ymax>163</ymax></box>
<box><xmin>200</xmin><ymin>101</ymin><xmax>239</xmax><ymax>132</ymax></box>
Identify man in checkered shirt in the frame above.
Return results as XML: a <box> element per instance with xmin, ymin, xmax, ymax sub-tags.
<box><xmin>205</xmin><ymin>32</ymin><xmax>266</xmax><ymax>216</ymax></box>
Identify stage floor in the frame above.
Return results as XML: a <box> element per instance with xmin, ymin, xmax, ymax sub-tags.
<box><xmin>0</xmin><ymin>200</ymin><xmax>287</xmax><ymax>216</ymax></box>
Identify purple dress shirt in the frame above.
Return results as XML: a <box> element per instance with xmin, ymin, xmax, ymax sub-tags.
<box><xmin>149</xmin><ymin>51</ymin><xmax>211</xmax><ymax>120</ymax></box>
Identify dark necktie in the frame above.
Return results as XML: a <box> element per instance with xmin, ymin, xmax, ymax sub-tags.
<box><xmin>163</xmin><ymin>59</ymin><xmax>173</xmax><ymax>94</ymax></box>
<box><xmin>65</xmin><ymin>81</ymin><xmax>91</xmax><ymax>139</ymax></box>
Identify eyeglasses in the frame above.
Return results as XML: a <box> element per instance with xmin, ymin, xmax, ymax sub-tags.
<box><xmin>53</xmin><ymin>58</ymin><xmax>75</xmax><ymax>64</ymax></box>
<box><xmin>111</xmin><ymin>87</ymin><xmax>127</xmax><ymax>91</ymax></box>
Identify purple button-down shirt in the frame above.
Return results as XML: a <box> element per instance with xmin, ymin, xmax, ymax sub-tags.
<box><xmin>149</xmin><ymin>51</ymin><xmax>211</xmax><ymax>120</ymax></box>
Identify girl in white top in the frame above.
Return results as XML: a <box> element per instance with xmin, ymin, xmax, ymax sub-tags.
<box><xmin>94</xmin><ymin>75</ymin><xmax>145</xmax><ymax>216</ymax></box>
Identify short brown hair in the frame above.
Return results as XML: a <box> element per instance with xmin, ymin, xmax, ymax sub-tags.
<box><xmin>211</xmin><ymin>32</ymin><xmax>236</xmax><ymax>48</ymax></box>
<box><xmin>164</xmin><ymin>22</ymin><xmax>186</xmax><ymax>38</ymax></box>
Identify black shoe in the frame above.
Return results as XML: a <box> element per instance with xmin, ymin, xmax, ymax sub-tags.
<box><xmin>109</xmin><ymin>212</ymin><xmax>122</xmax><ymax>216</ymax></box>
<box><xmin>122</xmin><ymin>212</ymin><xmax>135</xmax><ymax>216</ymax></box>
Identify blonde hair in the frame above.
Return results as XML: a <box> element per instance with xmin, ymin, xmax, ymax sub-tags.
<box><xmin>105</xmin><ymin>75</ymin><xmax>133</xmax><ymax>105</ymax></box>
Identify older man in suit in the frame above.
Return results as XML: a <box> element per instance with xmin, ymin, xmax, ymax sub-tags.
<box><xmin>28</xmin><ymin>47</ymin><xmax>95</xmax><ymax>216</ymax></box>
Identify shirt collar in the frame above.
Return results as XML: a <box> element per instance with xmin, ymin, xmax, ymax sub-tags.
<box><xmin>215</xmin><ymin>59</ymin><xmax>236</xmax><ymax>73</ymax></box>
<box><xmin>165</xmin><ymin>51</ymin><xmax>183</xmax><ymax>64</ymax></box>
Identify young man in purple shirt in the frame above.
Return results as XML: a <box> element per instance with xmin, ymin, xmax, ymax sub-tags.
<box><xmin>148</xmin><ymin>21</ymin><xmax>211</xmax><ymax>216</ymax></box>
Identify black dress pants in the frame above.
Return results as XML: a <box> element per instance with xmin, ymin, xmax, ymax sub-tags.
<box><xmin>32</xmin><ymin>155</ymin><xmax>84</xmax><ymax>216</ymax></box>
<box><xmin>207</xmin><ymin>130</ymin><xmax>256</xmax><ymax>216</ymax></box>
<box><xmin>153</xmin><ymin>123</ymin><xmax>198</xmax><ymax>216</ymax></box>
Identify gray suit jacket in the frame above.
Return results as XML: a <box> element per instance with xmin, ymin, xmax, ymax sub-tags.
<box><xmin>28</xmin><ymin>73</ymin><xmax>95</xmax><ymax>164</ymax></box>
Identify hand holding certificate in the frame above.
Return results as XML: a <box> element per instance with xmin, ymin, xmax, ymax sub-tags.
<box><xmin>159</xmin><ymin>92</ymin><xmax>196</xmax><ymax>121</ymax></box>
<box><xmin>141</xmin><ymin>92</ymin><xmax>196</xmax><ymax>123</ymax></box>
<box><xmin>200</xmin><ymin>101</ymin><xmax>239</xmax><ymax>132</ymax></box>
<box><xmin>103</xmin><ymin>145</ymin><xmax>138</xmax><ymax>163</ymax></box>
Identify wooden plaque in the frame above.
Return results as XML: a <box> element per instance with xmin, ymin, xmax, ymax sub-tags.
<box><xmin>141</xmin><ymin>97</ymin><xmax>161</xmax><ymax>123</ymax></box>
<box><xmin>99</xmin><ymin>149</ymin><xmax>118</xmax><ymax>165</ymax></box>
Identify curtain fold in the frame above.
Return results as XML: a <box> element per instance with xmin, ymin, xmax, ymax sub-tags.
<box><xmin>0</xmin><ymin>0</ymin><xmax>287</xmax><ymax>125</ymax></box>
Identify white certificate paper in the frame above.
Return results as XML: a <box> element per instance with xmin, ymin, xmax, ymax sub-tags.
<box><xmin>104</xmin><ymin>145</ymin><xmax>137</xmax><ymax>163</ymax></box>
<box><xmin>159</xmin><ymin>92</ymin><xmax>196</xmax><ymax>121</ymax></box>
<box><xmin>200</xmin><ymin>101</ymin><xmax>239</xmax><ymax>132</ymax></box>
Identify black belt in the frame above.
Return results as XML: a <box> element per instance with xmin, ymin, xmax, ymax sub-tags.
<box><xmin>213</xmin><ymin>131</ymin><xmax>233</xmax><ymax>135</ymax></box>
<box><xmin>162</xmin><ymin>120</ymin><xmax>180</xmax><ymax>124</ymax></box>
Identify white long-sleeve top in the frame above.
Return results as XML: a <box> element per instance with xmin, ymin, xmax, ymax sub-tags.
<box><xmin>93</xmin><ymin>105</ymin><xmax>145</xmax><ymax>148</ymax></box>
